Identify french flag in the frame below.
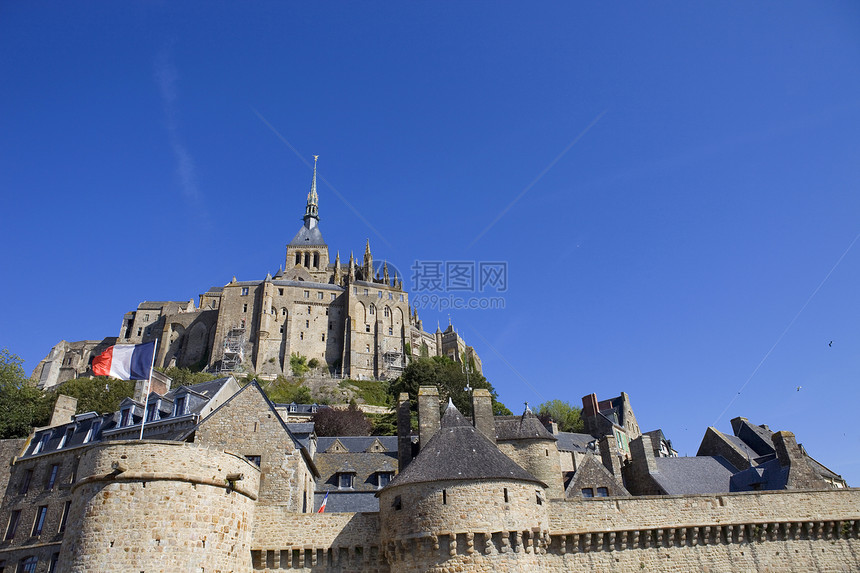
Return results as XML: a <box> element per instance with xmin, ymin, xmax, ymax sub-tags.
<box><xmin>317</xmin><ymin>491</ymin><xmax>329</xmax><ymax>513</ymax></box>
<box><xmin>92</xmin><ymin>342</ymin><xmax>156</xmax><ymax>380</ymax></box>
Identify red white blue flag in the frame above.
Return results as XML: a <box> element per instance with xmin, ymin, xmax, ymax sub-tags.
<box><xmin>317</xmin><ymin>491</ymin><xmax>329</xmax><ymax>513</ymax></box>
<box><xmin>92</xmin><ymin>342</ymin><xmax>156</xmax><ymax>380</ymax></box>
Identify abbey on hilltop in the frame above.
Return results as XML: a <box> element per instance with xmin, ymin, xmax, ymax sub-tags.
<box><xmin>32</xmin><ymin>158</ymin><xmax>481</xmax><ymax>387</ymax></box>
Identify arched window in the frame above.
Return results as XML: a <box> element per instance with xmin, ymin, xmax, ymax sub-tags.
<box><xmin>369</xmin><ymin>304</ymin><xmax>375</xmax><ymax>315</ymax></box>
<box><xmin>313</xmin><ymin>252</ymin><xmax>319</xmax><ymax>268</ymax></box>
<box><xmin>304</xmin><ymin>252</ymin><xmax>310</xmax><ymax>267</ymax></box>
<box><xmin>295</xmin><ymin>252</ymin><xmax>302</xmax><ymax>266</ymax></box>
<box><xmin>383</xmin><ymin>307</ymin><xmax>390</xmax><ymax>317</ymax></box>
<box><xmin>282</xmin><ymin>308</ymin><xmax>287</xmax><ymax>316</ymax></box>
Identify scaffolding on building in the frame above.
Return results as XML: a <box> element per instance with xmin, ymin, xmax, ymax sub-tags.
<box><xmin>219</xmin><ymin>327</ymin><xmax>245</xmax><ymax>373</ymax></box>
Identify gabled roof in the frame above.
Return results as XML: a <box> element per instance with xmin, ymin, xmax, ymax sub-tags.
<box><xmin>316</xmin><ymin>436</ymin><xmax>398</xmax><ymax>453</ymax></box>
<box><xmin>555</xmin><ymin>432</ymin><xmax>597</xmax><ymax>452</ymax></box>
<box><xmin>651</xmin><ymin>456</ymin><xmax>737</xmax><ymax>495</ymax></box>
<box><xmin>384</xmin><ymin>402</ymin><xmax>546</xmax><ymax>490</ymax></box>
<box><xmin>495</xmin><ymin>409</ymin><xmax>557</xmax><ymax>442</ymax></box>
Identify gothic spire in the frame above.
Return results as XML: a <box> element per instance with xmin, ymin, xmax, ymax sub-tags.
<box><xmin>304</xmin><ymin>155</ymin><xmax>320</xmax><ymax>229</ymax></box>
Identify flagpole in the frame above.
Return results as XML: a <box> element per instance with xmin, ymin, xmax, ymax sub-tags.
<box><xmin>139</xmin><ymin>340</ymin><xmax>158</xmax><ymax>440</ymax></box>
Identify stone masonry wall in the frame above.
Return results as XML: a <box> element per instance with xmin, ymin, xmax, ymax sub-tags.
<box><xmin>58</xmin><ymin>440</ymin><xmax>259</xmax><ymax>573</ymax></box>
<box><xmin>193</xmin><ymin>383</ymin><xmax>315</xmax><ymax>511</ymax></box>
<box><xmin>251</xmin><ymin>508</ymin><xmax>382</xmax><ymax>572</ymax></box>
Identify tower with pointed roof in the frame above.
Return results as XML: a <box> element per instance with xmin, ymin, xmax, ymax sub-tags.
<box><xmin>285</xmin><ymin>155</ymin><xmax>330</xmax><ymax>282</ymax></box>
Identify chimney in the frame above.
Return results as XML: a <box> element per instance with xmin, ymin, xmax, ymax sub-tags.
<box><xmin>772</xmin><ymin>431</ymin><xmax>826</xmax><ymax>489</ymax></box>
<box><xmin>396</xmin><ymin>393</ymin><xmax>413</xmax><ymax>470</ymax></box>
<box><xmin>471</xmin><ymin>388</ymin><xmax>496</xmax><ymax>443</ymax></box>
<box><xmin>772</xmin><ymin>431</ymin><xmax>799</xmax><ymax>468</ymax></box>
<box><xmin>417</xmin><ymin>386</ymin><xmax>440</xmax><ymax>450</ymax></box>
<box><xmin>599</xmin><ymin>434</ymin><xmax>622</xmax><ymax>477</ymax></box>
<box><xmin>630</xmin><ymin>434</ymin><xmax>657</xmax><ymax>474</ymax></box>
<box><xmin>133</xmin><ymin>370</ymin><xmax>170</xmax><ymax>402</ymax></box>
<box><xmin>49</xmin><ymin>395</ymin><xmax>78</xmax><ymax>427</ymax></box>
<box><xmin>730</xmin><ymin>416</ymin><xmax>748</xmax><ymax>436</ymax></box>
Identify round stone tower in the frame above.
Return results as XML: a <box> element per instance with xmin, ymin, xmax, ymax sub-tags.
<box><xmin>379</xmin><ymin>402</ymin><xmax>549</xmax><ymax>572</ymax></box>
<box><xmin>58</xmin><ymin>440</ymin><xmax>260</xmax><ymax>573</ymax></box>
<box><xmin>495</xmin><ymin>408</ymin><xmax>565</xmax><ymax>498</ymax></box>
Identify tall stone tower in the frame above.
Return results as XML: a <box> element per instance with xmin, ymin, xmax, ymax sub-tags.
<box><xmin>285</xmin><ymin>155</ymin><xmax>330</xmax><ymax>282</ymax></box>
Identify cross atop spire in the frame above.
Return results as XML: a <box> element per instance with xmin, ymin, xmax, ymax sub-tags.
<box><xmin>304</xmin><ymin>155</ymin><xmax>320</xmax><ymax>229</ymax></box>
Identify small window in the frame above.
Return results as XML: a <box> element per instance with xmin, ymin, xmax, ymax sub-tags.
<box><xmin>388</xmin><ymin>292</ymin><xmax>393</xmax><ymax>300</ymax></box>
<box><xmin>174</xmin><ymin>396</ymin><xmax>186</xmax><ymax>417</ymax></box>
<box><xmin>378</xmin><ymin>472</ymin><xmax>391</xmax><ymax>488</ymax></box>
<box><xmin>59</xmin><ymin>501</ymin><xmax>71</xmax><ymax>532</ymax></box>
<box><xmin>400</xmin><ymin>294</ymin><xmax>404</xmax><ymax>301</ymax></box>
<box><xmin>582</xmin><ymin>488</ymin><xmax>594</xmax><ymax>498</ymax></box>
<box><xmin>137</xmin><ymin>327</ymin><xmax>142</xmax><ymax>337</ymax></box>
<box><xmin>321</xmin><ymin>334</ymin><xmax>325</xmax><ymax>342</ymax></box>
<box><xmin>282</xmin><ymin>308</ymin><xmax>287</xmax><ymax>316</ymax></box>
<box><xmin>384</xmin><ymin>307</ymin><xmax>389</xmax><ymax>317</ymax></box>
<box><xmin>300</xmin><ymin>332</ymin><xmax>304</xmax><ymax>340</ymax></box>
<box><xmin>31</xmin><ymin>506</ymin><xmax>47</xmax><ymax>536</ymax></box>
<box><xmin>317</xmin><ymin>292</ymin><xmax>324</xmax><ymax>300</ymax></box>
<box><xmin>366</xmin><ymin>345</ymin><xmax>370</xmax><ymax>353</ymax></box>
<box><xmin>307</xmin><ymin>306</ymin><xmax>312</xmax><ymax>314</ymax></box>
<box><xmin>18</xmin><ymin>556</ymin><xmax>37</xmax><ymax>573</ymax></box>
<box><xmin>597</xmin><ymin>487</ymin><xmax>609</xmax><ymax>497</ymax></box>
<box><xmin>84</xmin><ymin>420</ymin><xmax>101</xmax><ymax>443</ymax></box>
<box><xmin>32</xmin><ymin>434</ymin><xmax>49</xmax><ymax>455</ymax></box>
<box><xmin>353</xmin><ymin>287</ymin><xmax>358</xmax><ymax>294</ymax></box>
<box><xmin>243</xmin><ymin>303</ymin><xmax>248</xmax><ymax>313</ymax></box>
<box><xmin>325</xmin><ymin>308</ymin><xmax>329</xmax><ymax>315</ymax></box>
<box><xmin>240</xmin><ymin>319</ymin><xmax>246</xmax><ymax>328</ymax></box>
<box><xmin>504</xmin><ymin>487</ymin><xmax>509</xmax><ymax>503</ymax></box>
<box><xmin>245</xmin><ymin>455</ymin><xmax>261</xmax><ymax>467</ymax></box>
<box><xmin>5</xmin><ymin>510</ymin><xmax>20</xmax><ymax>540</ymax></box>
<box><xmin>338</xmin><ymin>473</ymin><xmax>354</xmax><ymax>489</ymax></box>
<box><xmin>58</xmin><ymin>426</ymin><xmax>74</xmax><ymax>449</ymax></box>
<box><xmin>46</xmin><ymin>465</ymin><xmax>59</xmax><ymax>490</ymax></box>
<box><xmin>48</xmin><ymin>553</ymin><xmax>59</xmax><ymax>573</ymax></box>
<box><xmin>363</xmin><ymin>288</ymin><xmax>368</xmax><ymax>295</ymax></box>
<box><xmin>20</xmin><ymin>469</ymin><xmax>33</xmax><ymax>494</ymax></box>
<box><xmin>278</xmin><ymin>288</ymin><xmax>284</xmax><ymax>296</ymax></box>
<box><xmin>146</xmin><ymin>403</ymin><xmax>159</xmax><ymax>423</ymax></box>
<box><xmin>369</xmin><ymin>305</ymin><xmax>375</xmax><ymax>315</ymax></box>
<box><xmin>304</xmin><ymin>290</ymin><xmax>310</xmax><ymax>298</ymax></box>
<box><xmin>306</xmin><ymin>320</ymin><xmax>309</xmax><ymax>328</ymax></box>
<box><xmin>536</xmin><ymin>490</ymin><xmax>544</xmax><ymax>505</ymax></box>
<box><xmin>120</xmin><ymin>408</ymin><xmax>131</xmax><ymax>427</ymax></box>
<box><xmin>241</xmin><ymin>287</ymin><xmax>249</xmax><ymax>296</ymax></box>
<box><xmin>388</xmin><ymin>327</ymin><xmax>393</xmax><ymax>335</ymax></box>
<box><xmin>280</xmin><ymin>325</ymin><xmax>285</xmax><ymax>334</ymax></box>
<box><xmin>288</xmin><ymin>404</ymin><xmax>297</xmax><ymax>413</ymax></box>
<box><xmin>393</xmin><ymin>495</ymin><xmax>402</xmax><ymax>510</ymax></box>
<box><xmin>330</xmin><ymin>293</ymin><xmax>336</xmax><ymax>301</ymax></box>
<box><xmin>442</xmin><ymin>489</ymin><xmax>447</xmax><ymax>504</ymax></box>
<box><xmin>365</xmin><ymin>325</ymin><xmax>370</xmax><ymax>333</ymax></box>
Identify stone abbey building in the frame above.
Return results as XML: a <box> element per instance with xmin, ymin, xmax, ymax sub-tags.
<box><xmin>32</xmin><ymin>158</ymin><xmax>480</xmax><ymax>388</ymax></box>
<box><xmin>0</xmin><ymin>378</ymin><xmax>856</xmax><ymax>572</ymax></box>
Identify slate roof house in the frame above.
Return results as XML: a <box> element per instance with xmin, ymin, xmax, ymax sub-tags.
<box><xmin>0</xmin><ymin>381</ymin><xmax>855</xmax><ymax>572</ymax></box>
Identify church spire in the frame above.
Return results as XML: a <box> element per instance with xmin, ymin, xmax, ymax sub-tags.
<box><xmin>304</xmin><ymin>155</ymin><xmax>320</xmax><ymax>229</ymax></box>
<box><xmin>363</xmin><ymin>239</ymin><xmax>373</xmax><ymax>281</ymax></box>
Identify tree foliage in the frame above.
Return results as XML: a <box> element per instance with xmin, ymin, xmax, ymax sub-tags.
<box><xmin>159</xmin><ymin>367</ymin><xmax>219</xmax><ymax>389</ymax></box>
<box><xmin>312</xmin><ymin>403</ymin><xmax>372</xmax><ymax>436</ymax></box>
<box><xmin>536</xmin><ymin>399</ymin><xmax>584</xmax><ymax>433</ymax></box>
<box><xmin>289</xmin><ymin>354</ymin><xmax>309</xmax><ymax>376</ymax></box>
<box><xmin>51</xmin><ymin>376</ymin><xmax>136</xmax><ymax>416</ymax></box>
<box><xmin>264</xmin><ymin>376</ymin><xmax>313</xmax><ymax>404</ymax></box>
<box><xmin>389</xmin><ymin>356</ymin><xmax>509</xmax><ymax>417</ymax></box>
<box><xmin>0</xmin><ymin>349</ymin><xmax>52</xmax><ymax>439</ymax></box>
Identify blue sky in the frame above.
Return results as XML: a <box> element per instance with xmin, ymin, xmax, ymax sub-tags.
<box><xmin>2</xmin><ymin>2</ymin><xmax>860</xmax><ymax>484</ymax></box>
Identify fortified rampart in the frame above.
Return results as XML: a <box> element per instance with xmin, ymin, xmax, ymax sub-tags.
<box><xmin>57</xmin><ymin>440</ymin><xmax>260</xmax><ymax>573</ymax></box>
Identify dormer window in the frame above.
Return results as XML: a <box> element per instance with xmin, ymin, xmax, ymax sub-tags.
<box><xmin>338</xmin><ymin>473</ymin><xmax>354</xmax><ymax>490</ymax></box>
<box><xmin>32</xmin><ymin>434</ymin><xmax>50</xmax><ymax>455</ymax></box>
<box><xmin>174</xmin><ymin>396</ymin><xmax>187</xmax><ymax>417</ymax></box>
<box><xmin>377</xmin><ymin>472</ymin><xmax>393</xmax><ymax>488</ymax></box>
<box><xmin>311</xmin><ymin>404</ymin><xmax>318</xmax><ymax>414</ymax></box>
<box><xmin>288</xmin><ymin>403</ymin><xmax>297</xmax><ymax>413</ymax></box>
<box><xmin>57</xmin><ymin>427</ymin><xmax>74</xmax><ymax>449</ymax></box>
<box><xmin>119</xmin><ymin>408</ymin><xmax>131</xmax><ymax>427</ymax></box>
<box><xmin>84</xmin><ymin>420</ymin><xmax>101</xmax><ymax>444</ymax></box>
<box><xmin>146</xmin><ymin>401</ymin><xmax>160</xmax><ymax>422</ymax></box>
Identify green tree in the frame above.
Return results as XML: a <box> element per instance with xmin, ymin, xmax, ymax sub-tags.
<box><xmin>49</xmin><ymin>376</ymin><xmax>136</xmax><ymax>416</ymax></box>
<box><xmin>289</xmin><ymin>354</ymin><xmax>309</xmax><ymax>376</ymax></box>
<box><xmin>263</xmin><ymin>376</ymin><xmax>313</xmax><ymax>404</ymax></box>
<box><xmin>0</xmin><ymin>349</ymin><xmax>53</xmax><ymax>438</ymax></box>
<box><xmin>158</xmin><ymin>367</ymin><xmax>219</xmax><ymax>389</ymax></box>
<box><xmin>389</xmin><ymin>356</ymin><xmax>509</xmax><ymax>417</ymax></box>
<box><xmin>536</xmin><ymin>399</ymin><xmax>584</xmax><ymax>433</ymax></box>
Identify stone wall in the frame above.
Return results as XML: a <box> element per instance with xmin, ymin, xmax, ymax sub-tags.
<box><xmin>251</xmin><ymin>508</ymin><xmax>382</xmax><ymax>572</ymax></box>
<box><xmin>58</xmin><ymin>440</ymin><xmax>259</xmax><ymax>573</ymax></box>
<box><xmin>193</xmin><ymin>383</ymin><xmax>316</xmax><ymax>511</ymax></box>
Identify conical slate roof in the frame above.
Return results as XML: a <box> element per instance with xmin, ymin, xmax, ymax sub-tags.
<box><xmin>383</xmin><ymin>402</ymin><xmax>547</xmax><ymax>491</ymax></box>
<box><xmin>495</xmin><ymin>408</ymin><xmax>557</xmax><ymax>442</ymax></box>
